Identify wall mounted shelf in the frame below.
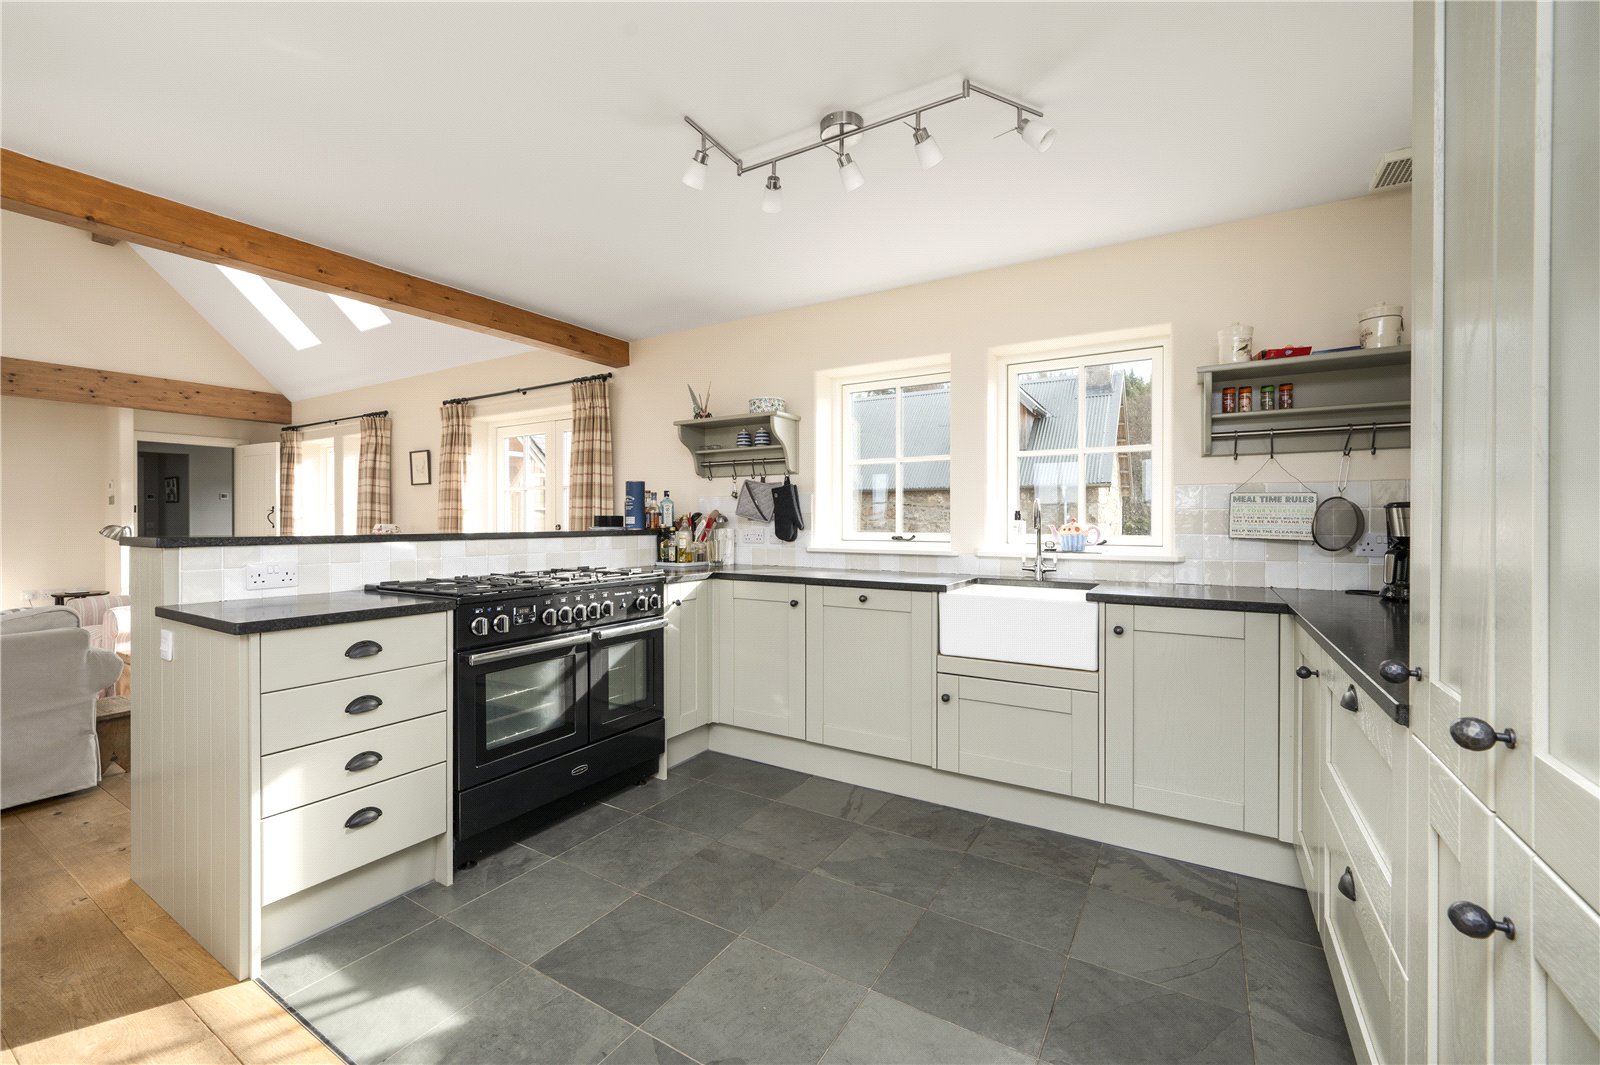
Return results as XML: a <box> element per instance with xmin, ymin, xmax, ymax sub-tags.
<box><xmin>1198</xmin><ymin>346</ymin><xmax>1411</xmax><ymax>456</ymax></box>
<box><xmin>676</xmin><ymin>411</ymin><xmax>800</xmax><ymax>480</ymax></box>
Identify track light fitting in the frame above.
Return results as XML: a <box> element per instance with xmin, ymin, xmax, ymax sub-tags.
<box><xmin>681</xmin><ymin>79</ymin><xmax>1048</xmax><ymax>211</ymax></box>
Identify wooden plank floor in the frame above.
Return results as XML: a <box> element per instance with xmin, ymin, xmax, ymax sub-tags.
<box><xmin>1</xmin><ymin>770</ymin><xmax>340</xmax><ymax>1065</ymax></box>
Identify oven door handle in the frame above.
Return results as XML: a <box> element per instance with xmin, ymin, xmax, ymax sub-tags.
<box><xmin>591</xmin><ymin>617</ymin><xmax>669</xmax><ymax>642</ymax></box>
<box><xmin>465</xmin><ymin>631</ymin><xmax>591</xmax><ymax>666</ymax></box>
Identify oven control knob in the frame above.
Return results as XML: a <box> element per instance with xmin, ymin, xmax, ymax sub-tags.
<box><xmin>601</xmin><ymin>600</ymin><xmax>616</xmax><ymax>617</ymax></box>
<box><xmin>470</xmin><ymin>616</ymin><xmax>490</xmax><ymax>637</ymax></box>
<box><xmin>493</xmin><ymin>614</ymin><xmax>511</xmax><ymax>634</ymax></box>
<box><xmin>579</xmin><ymin>603</ymin><xmax>596</xmax><ymax>621</ymax></box>
<box><xmin>635</xmin><ymin>596</ymin><xmax>650</xmax><ymax>611</ymax></box>
<box><xmin>649</xmin><ymin>594</ymin><xmax>662</xmax><ymax>610</ymax></box>
<box><xmin>557</xmin><ymin>606</ymin><xmax>574</xmax><ymax>624</ymax></box>
<box><xmin>542</xmin><ymin>608</ymin><xmax>557</xmax><ymax>625</ymax></box>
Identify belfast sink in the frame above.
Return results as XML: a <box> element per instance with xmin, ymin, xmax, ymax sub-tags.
<box><xmin>939</xmin><ymin>583</ymin><xmax>1099</xmax><ymax>670</ymax></box>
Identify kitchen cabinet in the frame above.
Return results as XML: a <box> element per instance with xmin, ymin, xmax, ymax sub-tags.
<box><xmin>806</xmin><ymin>587</ymin><xmax>935</xmax><ymax>764</ymax></box>
<box><xmin>664</xmin><ymin>579</ymin><xmax>711</xmax><ymax>738</ymax></box>
<box><xmin>1290</xmin><ymin>625</ymin><xmax>1328</xmax><ymax>924</ymax></box>
<box><xmin>1103</xmin><ymin>604</ymin><xmax>1280</xmax><ymax>836</ymax></box>
<box><xmin>934</xmin><ymin>657</ymin><xmax>1098</xmax><ymax>800</ymax></box>
<box><xmin>713</xmin><ymin>580</ymin><xmax>806</xmax><ymax>738</ymax></box>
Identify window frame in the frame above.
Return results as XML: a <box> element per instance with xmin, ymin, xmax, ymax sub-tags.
<box><xmin>492</xmin><ymin>415</ymin><xmax>574</xmax><ymax>533</ymax></box>
<box><xmin>835</xmin><ymin>370</ymin><xmax>952</xmax><ymax>545</ymax></box>
<box><xmin>990</xmin><ymin>330</ymin><xmax>1171</xmax><ymax>553</ymax></box>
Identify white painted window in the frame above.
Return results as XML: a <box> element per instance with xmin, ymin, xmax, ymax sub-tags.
<box><xmin>293</xmin><ymin>438</ymin><xmax>337</xmax><ymax>536</ymax></box>
<box><xmin>494</xmin><ymin>417</ymin><xmax>573</xmax><ymax>532</ymax></box>
<box><xmin>826</xmin><ymin>368</ymin><xmax>952</xmax><ymax>545</ymax></box>
<box><xmin>994</xmin><ymin>334</ymin><xmax>1169</xmax><ymax>550</ymax></box>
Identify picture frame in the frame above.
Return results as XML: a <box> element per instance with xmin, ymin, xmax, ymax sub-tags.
<box><xmin>162</xmin><ymin>476</ymin><xmax>181</xmax><ymax>503</ymax></box>
<box><xmin>409</xmin><ymin>449</ymin><xmax>432</xmax><ymax>486</ymax></box>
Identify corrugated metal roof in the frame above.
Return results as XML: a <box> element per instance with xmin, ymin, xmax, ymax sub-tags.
<box><xmin>1017</xmin><ymin>374</ymin><xmax>1123</xmax><ymax>484</ymax></box>
<box><xmin>849</xmin><ymin>385</ymin><xmax>950</xmax><ymax>490</ymax></box>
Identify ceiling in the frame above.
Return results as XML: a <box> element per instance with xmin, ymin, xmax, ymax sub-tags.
<box><xmin>1</xmin><ymin>3</ymin><xmax>1411</xmax><ymax>347</ymax></box>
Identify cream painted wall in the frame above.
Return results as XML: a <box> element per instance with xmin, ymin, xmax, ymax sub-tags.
<box><xmin>295</xmin><ymin>192</ymin><xmax>1411</xmax><ymax>551</ymax></box>
<box><xmin>0</xmin><ymin>212</ymin><xmax>277</xmax><ymax>391</ymax></box>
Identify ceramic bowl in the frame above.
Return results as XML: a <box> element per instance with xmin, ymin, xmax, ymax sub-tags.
<box><xmin>748</xmin><ymin>396</ymin><xmax>786</xmax><ymax>414</ymax></box>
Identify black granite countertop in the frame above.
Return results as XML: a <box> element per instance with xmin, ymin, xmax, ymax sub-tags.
<box><xmin>1085</xmin><ymin>582</ymin><xmax>1294</xmax><ymax>614</ymax></box>
<box><xmin>1273</xmin><ymin>589</ymin><xmax>1410</xmax><ymax>726</ymax></box>
<box><xmin>125</xmin><ymin>529</ymin><xmax>656</xmax><ymax>548</ymax></box>
<box><xmin>154</xmin><ymin>591</ymin><xmax>452</xmax><ymax>635</ymax></box>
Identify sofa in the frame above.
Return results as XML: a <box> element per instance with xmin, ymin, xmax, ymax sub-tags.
<box><xmin>67</xmin><ymin>593</ymin><xmax>132</xmax><ymax>696</ymax></box>
<box><xmin>1</xmin><ymin>606</ymin><xmax>123</xmax><ymax>808</ymax></box>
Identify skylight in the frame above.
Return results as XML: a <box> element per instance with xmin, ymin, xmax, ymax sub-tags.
<box><xmin>329</xmin><ymin>293</ymin><xmax>391</xmax><ymax>332</ymax></box>
<box><xmin>216</xmin><ymin>265</ymin><xmax>321</xmax><ymax>350</ymax></box>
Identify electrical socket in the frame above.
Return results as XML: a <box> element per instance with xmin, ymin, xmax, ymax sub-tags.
<box><xmin>1353</xmin><ymin>532</ymin><xmax>1388</xmax><ymax>558</ymax></box>
<box><xmin>740</xmin><ymin>528</ymin><xmax>767</xmax><ymax>545</ymax></box>
<box><xmin>246</xmin><ymin>562</ymin><xmax>298</xmax><ymax>588</ymax></box>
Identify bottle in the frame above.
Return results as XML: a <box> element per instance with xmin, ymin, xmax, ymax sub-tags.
<box><xmin>660</xmin><ymin>491</ymin><xmax>676</xmax><ymax>528</ymax></box>
<box><xmin>1011</xmin><ymin>509</ymin><xmax>1026</xmax><ymax>539</ymax></box>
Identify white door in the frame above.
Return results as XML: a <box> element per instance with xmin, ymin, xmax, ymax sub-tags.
<box><xmin>1413</xmin><ymin>0</ymin><xmax>1600</xmax><ymax>909</ymax></box>
<box><xmin>234</xmin><ymin>442</ymin><xmax>279</xmax><ymax>536</ymax></box>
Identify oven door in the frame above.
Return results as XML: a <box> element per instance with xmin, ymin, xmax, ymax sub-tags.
<box><xmin>455</xmin><ymin>631</ymin><xmax>590</xmax><ymax>789</ymax></box>
<box><xmin>589</xmin><ymin>617</ymin><xmax>667</xmax><ymax>741</ymax></box>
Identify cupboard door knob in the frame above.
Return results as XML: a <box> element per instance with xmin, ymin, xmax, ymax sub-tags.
<box><xmin>859</xmin><ymin>594</ymin><xmax>869</xmax><ymax>603</ymax></box>
<box><xmin>940</xmin><ymin>693</ymin><xmax>951</xmax><ymax>703</ymax></box>
<box><xmin>1337</xmin><ymin>867</ymin><xmax>1356</xmax><ymax>902</ymax></box>
<box><xmin>1339</xmin><ymin>685</ymin><xmax>1361</xmax><ymax>713</ymax></box>
<box><xmin>790</xmin><ymin>599</ymin><xmax>799</xmax><ymax>608</ymax></box>
<box><xmin>1379</xmin><ymin>659</ymin><xmax>1423</xmax><ymax>683</ymax></box>
<box><xmin>1450</xmin><ymin>717</ymin><xmax>1518</xmax><ymax>752</ymax></box>
<box><xmin>345</xmin><ymin>640</ymin><xmax>383</xmax><ymax>659</ymax></box>
<box><xmin>344</xmin><ymin>806</ymin><xmax>383</xmax><ymax>830</ymax></box>
<box><xmin>1113</xmin><ymin>625</ymin><xmax>1125</xmax><ymax>636</ymax></box>
<box><xmin>1295</xmin><ymin>665</ymin><xmax>1319</xmax><ymax>679</ymax></box>
<box><xmin>671</xmin><ymin>600</ymin><xmax>681</xmax><ymax>608</ymax></box>
<box><xmin>1448</xmin><ymin>901</ymin><xmax>1516</xmax><ymax>941</ymax></box>
<box><xmin>344</xmin><ymin>694</ymin><xmax>383</xmax><ymax>715</ymax></box>
<box><xmin>344</xmin><ymin>751</ymin><xmax>383</xmax><ymax>772</ymax></box>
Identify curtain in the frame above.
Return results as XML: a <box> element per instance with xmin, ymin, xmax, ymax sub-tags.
<box><xmin>357</xmin><ymin>415</ymin><xmax>393</xmax><ymax>533</ymax></box>
<box><xmin>570</xmin><ymin>377</ymin><xmax>613</xmax><ymax>531</ymax></box>
<box><xmin>278</xmin><ymin>429</ymin><xmax>302</xmax><ymax>536</ymax></box>
<box><xmin>438</xmin><ymin>404</ymin><xmax>473</xmax><ymax>533</ymax></box>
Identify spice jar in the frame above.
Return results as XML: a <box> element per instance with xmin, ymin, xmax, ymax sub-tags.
<box><xmin>1278</xmin><ymin>383</ymin><xmax>1294</xmax><ymax>409</ymax></box>
<box><xmin>1221</xmin><ymin>387</ymin><xmax>1237</xmax><ymax>414</ymax></box>
<box><xmin>1260</xmin><ymin>384</ymin><xmax>1277</xmax><ymax>411</ymax></box>
<box><xmin>1237</xmin><ymin>386</ymin><xmax>1254</xmax><ymax>413</ymax></box>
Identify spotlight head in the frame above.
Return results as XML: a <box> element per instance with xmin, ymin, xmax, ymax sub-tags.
<box><xmin>682</xmin><ymin>148</ymin><xmax>710</xmax><ymax>190</ymax></box>
<box><xmin>837</xmin><ymin>152</ymin><xmax>865</xmax><ymax>192</ymax></box>
<box><xmin>912</xmin><ymin>126</ymin><xmax>943</xmax><ymax>170</ymax></box>
<box><xmin>1019</xmin><ymin>117</ymin><xmax>1055</xmax><ymax>153</ymax></box>
<box><xmin>762</xmin><ymin>172</ymin><xmax>783</xmax><ymax>214</ymax></box>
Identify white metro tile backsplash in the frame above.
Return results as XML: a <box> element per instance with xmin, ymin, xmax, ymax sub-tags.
<box><xmin>175</xmin><ymin>536</ymin><xmax>656</xmax><ymax>603</ymax></box>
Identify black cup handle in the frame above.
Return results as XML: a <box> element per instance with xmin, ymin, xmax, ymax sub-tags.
<box><xmin>344</xmin><ymin>694</ymin><xmax>383</xmax><ymax>715</ymax></box>
<box><xmin>1340</xmin><ymin>685</ymin><xmax>1361</xmax><ymax>713</ymax></box>
<box><xmin>344</xmin><ymin>806</ymin><xmax>383</xmax><ymax>829</ymax></box>
<box><xmin>1337</xmin><ymin>867</ymin><xmax>1356</xmax><ymax>902</ymax></box>
<box><xmin>344</xmin><ymin>751</ymin><xmax>383</xmax><ymax>773</ymax></box>
<box><xmin>345</xmin><ymin>640</ymin><xmax>383</xmax><ymax>659</ymax></box>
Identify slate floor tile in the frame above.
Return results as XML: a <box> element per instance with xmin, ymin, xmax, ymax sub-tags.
<box><xmin>1068</xmin><ymin>887</ymin><xmax>1246</xmax><ymax>1012</ymax></box>
<box><xmin>697</xmin><ymin>757</ymin><xmax>811</xmax><ymax>799</ymax></box>
<box><xmin>780</xmin><ymin>776</ymin><xmax>894</xmax><ymax>824</ymax></box>
<box><xmin>521</xmin><ymin>801</ymin><xmax>635</xmax><ymax>855</ymax></box>
<box><xmin>817</xmin><ymin>825</ymin><xmax>964</xmax><ymax>906</ymax></box>
<box><xmin>407</xmin><ymin>842</ymin><xmax>546</xmax><ymax>915</ymax></box>
<box><xmin>601</xmin><ymin>1031</ymin><xmax>697</xmax><ymax>1065</ymax></box>
<box><xmin>603</xmin><ymin>774</ymin><xmax>697</xmax><ymax>813</ymax></box>
<box><xmin>261</xmin><ymin>897</ymin><xmax>434</xmax><ymax>998</ymax></box>
<box><xmin>722</xmin><ymin>801</ymin><xmax>856</xmax><ymax>868</ymax></box>
<box><xmin>285</xmin><ymin>920</ymin><xmax>522</xmax><ymax>1064</ymax></box>
<box><xmin>392</xmin><ymin>967</ymin><xmax>632</xmax><ymax>1065</ymax></box>
<box><xmin>875</xmin><ymin>911</ymin><xmax>1065</xmax><ymax>1055</ymax></box>
<box><xmin>561</xmin><ymin>814</ymin><xmax>710</xmax><ymax>890</ymax></box>
<box><xmin>1091</xmin><ymin>845</ymin><xmax>1240</xmax><ymax>923</ymax></box>
<box><xmin>1041</xmin><ymin>958</ymin><xmax>1254</xmax><ymax>1065</ymax></box>
<box><xmin>445</xmin><ymin>859</ymin><xmax>629</xmax><ymax>963</ymax></box>
<box><xmin>931</xmin><ymin>853</ymin><xmax>1088</xmax><ymax>952</ymax></box>
<box><xmin>534</xmin><ymin>895</ymin><xmax>733</xmax><ymax>1023</ymax></box>
<box><xmin>865</xmin><ymin>794</ymin><xmax>988</xmax><ymax>850</ymax></box>
<box><xmin>1238</xmin><ymin>874</ymin><xmax>1319</xmax><ymax>945</ymax></box>
<box><xmin>671</xmin><ymin>751</ymin><xmax>741</xmax><ymax>779</ymax></box>
<box><xmin>643</xmin><ymin>781</ymin><xmax>772</xmax><ymax>838</ymax></box>
<box><xmin>968</xmin><ymin>819</ymin><xmax>1101</xmax><ymax>883</ymax></box>
<box><xmin>822</xmin><ymin>991</ymin><xmax>1034</xmax><ymax>1065</ymax></box>
<box><xmin>1243</xmin><ymin>927</ymin><xmax>1349</xmax><ymax>1043</ymax></box>
<box><xmin>644</xmin><ymin>938</ymin><xmax>866</xmax><ymax>1065</ymax></box>
<box><xmin>1250</xmin><ymin>1015</ymin><xmax>1357</xmax><ymax>1065</ymax></box>
<box><xmin>746</xmin><ymin>872</ymin><xmax>922</xmax><ymax>986</ymax></box>
<box><xmin>641</xmin><ymin>840</ymin><xmax>806</xmax><ymax>931</ymax></box>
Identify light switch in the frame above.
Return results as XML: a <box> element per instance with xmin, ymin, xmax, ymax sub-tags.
<box><xmin>159</xmin><ymin>629</ymin><xmax>174</xmax><ymax>661</ymax></box>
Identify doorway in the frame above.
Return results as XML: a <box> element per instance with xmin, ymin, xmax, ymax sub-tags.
<box><xmin>136</xmin><ymin>441</ymin><xmax>235</xmax><ymax>536</ymax></box>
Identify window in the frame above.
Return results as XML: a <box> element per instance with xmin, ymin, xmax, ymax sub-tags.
<box><xmin>999</xmin><ymin>339</ymin><xmax>1166</xmax><ymax>547</ymax></box>
<box><xmin>495</xmin><ymin>417</ymin><xmax>573</xmax><ymax>532</ymax></box>
<box><xmin>293</xmin><ymin>438</ymin><xmax>337</xmax><ymax>536</ymax></box>
<box><xmin>838</xmin><ymin>372</ymin><xmax>951</xmax><ymax>542</ymax></box>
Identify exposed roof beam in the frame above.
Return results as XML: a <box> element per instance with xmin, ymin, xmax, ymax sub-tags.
<box><xmin>1</xmin><ymin>150</ymin><xmax>629</xmax><ymax>368</ymax></box>
<box><xmin>2</xmin><ymin>356</ymin><xmax>293</xmax><ymax>423</ymax></box>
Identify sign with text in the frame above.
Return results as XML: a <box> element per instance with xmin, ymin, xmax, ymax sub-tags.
<box><xmin>1229</xmin><ymin>491</ymin><xmax>1317</xmax><ymax>540</ymax></box>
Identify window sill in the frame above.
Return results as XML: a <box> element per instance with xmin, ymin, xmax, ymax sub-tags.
<box><xmin>807</xmin><ymin>542</ymin><xmax>959</xmax><ymax>558</ymax></box>
<box><xmin>976</xmin><ymin>548</ymin><xmax>1185</xmax><ymax>564</ymax></box>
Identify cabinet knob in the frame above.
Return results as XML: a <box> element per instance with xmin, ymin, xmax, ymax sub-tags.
<box><xmin>1447</xmin><ymin>900</ymin><xmax>1516</xmax><ymax>941</ymax></box>
<box><xmin>344</xmin><ymin>751</ymin><xmax>383</xmax><ymax>773</ymax></box>
<box><xmin>790</xmin><ymin>599</ymin><xmax>799</xmax><ymax>608</ymax></box>
<box><xmin>1379</xmin><ymin>659</ymin><xmax>1423</xmax><ymax>683</ymax></box>
<box><xmin>1295</xmin><ymin>665</ymin><xmax>1319</xmax><ymax>680</ymax></box>
<box><xmin>1337</xmin><ymin>867</ymin><xmax>1356</xmax><ymax>902</ymax></box>
<box><xmin>344</xmin><ymin>806</ymin><xmax>383</xmax><ymax>830</ymax></box>
<box><xmin>940</xmin><ymin>693</ymin><xmax>951</xmax><ymax>703</ymax></box>
<box><xmin>1339</xmin><ymin>685</ymin><xmax>1361</xmax><ymax>713</ymax></box>
<box><xmin>1450</xmin><ymin>717</ymin><xmax>1518</xmax><ymax>752</ymax></box>
<box><xmin>345</xmin><ymin>640</ymin><xmax>383</xmax><ymax>659</ymax></box>
<box><xmin>1112</xmin><ymin>625</ymin><xmax>1125</xmax><ymax>636</ymax></box>
<box><xmin>859</xmin><ymin>594</ymin><xmax>869</xmax><ymax>603</ymax></box>
<box><xmin>671</xmin><ymin>600</ymin><xmax>681</xmax><ymax>608</ymax></box>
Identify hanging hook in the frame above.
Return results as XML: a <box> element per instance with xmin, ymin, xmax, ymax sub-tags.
<box><xmin>1370</xmin><ymin>423</ymin><xmax>1379</xmax><ymax>456</ymax></box>
<box><xmin>1269</xmin><ymin>431</ymin><xmax>1276</xmax><ymax>460</ymax></box>
<box><xmin>1232</xmin><ymin>432</ymin><xmax>1240</xmax><ymax>461</ymax></box>
<box><xmin>1342</xmin><ymin>425</ymin><xmax>1356</xmax><ymax>457</ymax></box>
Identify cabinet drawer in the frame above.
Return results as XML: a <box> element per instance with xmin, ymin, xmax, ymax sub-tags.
<box><xmin>1134</xmin><ymin>605</ymin><xmax>1245</xmax><ymax>639</ymax></box>
<box><xmin>1322</xmin><ymin>671</ymin><xmax>1401</xmax><ymax>873</ymax></box>
<box><xmin>261</xmin><ymin>613</ymin><xmax>447</xmax><ymax>692</ymax></box>
<box><xmin>820</xmin><ymin>586</ymin><xmax>914</xmax><ymax>613</ymax></box>
<box><xmin>1322</xmin><ymin>793</ymin><xmax>1399</xmax><ymax>1064</ymax></box>
<box><xmin>261</xmin><ymin>662</ymin><xmax>447</xmax><ymax>755</ymax></box>
<box><xmin>261</xmin><ymin>763</ymin><xmax>446</xmax><ymax>905</ymax></box>
<box><xmin>936</xmin><ymin>675</ymin><xmax>1098</xmax><ymax>800</ymax></box>
<box><xmin>261</xmin><ymin>713</ymin><xmax>446</xmax><ymax>817</ymax></box>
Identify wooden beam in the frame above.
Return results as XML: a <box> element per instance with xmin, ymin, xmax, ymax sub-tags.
<box><xmin>1</xmin><ymin>150</ymin><xmax>629</xmax><ymax>368</ymax></box>
<box><xmin>2</xmin><ymin>357</ymin><xmax>292</xmax><ymax>424</ymax></box>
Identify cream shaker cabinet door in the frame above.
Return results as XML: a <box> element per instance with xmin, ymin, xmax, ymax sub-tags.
<box><xmin>715</xmin><ymin>581</ymin><xmax>806</xmax><ymax>738</ymax></box>
<box><xmin>1104</xmin><ymin>605</ymin><xmax>1280</xmax><ymax>836</ymax></box>
<box><xmin>1291</xmin><ymin>626</ymin><xmax>1328</xmax><ymax>923</ymax></box>
<box><xmin>664</xmin><ymin>580</ymin><xmax>710</xmax><ymax>738</ymax></box>
<box><xmin>935</xmin><ymin>674</ymin><xmax>1097</xmax><ymax>800</ymax></box>
<box><xmin>806</xmin><ymin>588</ymin><xmax>934</xmax><ymax>765</ymax></box>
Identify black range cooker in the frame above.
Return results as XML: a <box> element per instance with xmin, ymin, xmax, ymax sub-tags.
<box><xmin>370</xmin><ymin>567</ymin><xmax>667</xmax><ymax>861</ymax></box>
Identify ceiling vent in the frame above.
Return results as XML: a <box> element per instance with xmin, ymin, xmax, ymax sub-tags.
<box><xmin>1370</xmin><ymin>148</ymin><xmax>1413</xmax><ymax>192</ymax></box>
